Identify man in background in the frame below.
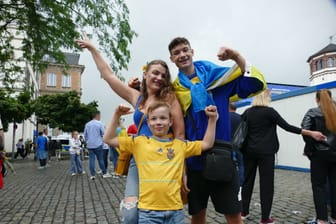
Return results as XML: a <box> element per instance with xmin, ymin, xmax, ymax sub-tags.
<box><xmin>84</xmin><ymin>111</ymin><xmax>111</xmax><ymax>180</ymax></box>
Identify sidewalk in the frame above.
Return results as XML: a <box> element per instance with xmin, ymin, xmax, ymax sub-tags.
<box><xmin>0</xmin><ymin>156</ymin><xmax>316</xmax><ymax>223</ymax></box>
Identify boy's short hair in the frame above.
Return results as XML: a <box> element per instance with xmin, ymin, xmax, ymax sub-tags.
<box><xmin>147</xmin><ymin>101</ymin><xmax>171</xmax><ymax>118</ymax></box>
<box><xmin>168</xmin><ymin>37</ymin><xmax>191</xmax><ymax>52</ymax></box>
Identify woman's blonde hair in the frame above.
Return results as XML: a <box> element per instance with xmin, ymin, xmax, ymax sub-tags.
<box><xmin>316</xmin><ymin>89</ymin><xmax>336</xmax><ymax>133</ymax></box>
<box><xmin>251</xmin><ymin>89</ymin><xmax>271</xmax><ymax>107</ymax></box>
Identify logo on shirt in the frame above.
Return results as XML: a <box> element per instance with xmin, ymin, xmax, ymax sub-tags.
<box><xmin>157</xmin><ymin>148</ymin><xmax>163</xmax><ymax>154</ymax></box>
<box><xmin>166</xmin><ymin>148</ymin><xmax>175</xmax><ymax>160</ymax></box>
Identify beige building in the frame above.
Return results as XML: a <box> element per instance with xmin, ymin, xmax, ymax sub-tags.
<box><xmin>38</xmin><ymin>53</ymin><xmax>85</xmax><ymax>136</ymax></box>
<box><xmin>40</xmin><ymin>53</ymin><xmax>85</xmax><ymax>96</ymax></box>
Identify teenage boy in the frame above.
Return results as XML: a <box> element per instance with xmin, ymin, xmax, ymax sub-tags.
<box><xmin>168</xmin><ymin>37</ymin><xmax>266</xmax><ymax>224</ymax></box>
<box><xmin>104</xmin><ymin>102</ymin><xmax>218</xmax><ymax>224</ymax></box>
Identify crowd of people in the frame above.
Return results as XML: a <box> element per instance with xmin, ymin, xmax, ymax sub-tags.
<box><xmin>0</xmin><ymin>34</ymin><xmax>334</xmax><ymax>224</ymax></box>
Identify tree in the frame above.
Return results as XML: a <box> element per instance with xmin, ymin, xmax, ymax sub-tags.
<box><xmin>32</xmin><ymin>91</ymin><xmax>98</xmax><ymax>132</ymax></box>
<box><xmin>0</xmin><ymin>0</ymin><xmax>136</xmax><ymax>89</ymax></box>
<box><xmin>0</xmin><ymin>89</ymin><xmax>33</xmax><ymax>131</ymax></box>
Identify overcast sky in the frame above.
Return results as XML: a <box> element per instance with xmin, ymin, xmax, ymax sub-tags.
<box><xmin>78</xmin><ymin>0</ymin><xmax>336</xmax><ymax>126</ymax></box>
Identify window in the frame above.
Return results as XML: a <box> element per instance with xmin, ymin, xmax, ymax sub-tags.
<box><xmin>62</xmin><ymin>74</ymin><xmax>71</xmax><ymax>88</ymax></box>
<box><xmin>47</xmin><ymin>73</ymin><xmax>57</xmax><ymax>87</ymax></box>
<box><xmin>327</xmin><ymin>57</ymin><xmax>333</xmax><ymax>67</ymax></box>
<box><xmin>316</xmin><ymin>59</ymin><xmax>323</xmax><ymax>70</ymax></box>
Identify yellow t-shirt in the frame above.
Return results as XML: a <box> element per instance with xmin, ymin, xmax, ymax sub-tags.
<box><xmin>118</xmin><ymin>136</ymin><xmax>202</xmax><ymax>210</ymax></box>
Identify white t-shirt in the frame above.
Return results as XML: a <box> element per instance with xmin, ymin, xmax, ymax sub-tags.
<box><xmin>69</xmin><ymin>138</ymin><xmax>81</xmax><ymax>155</ymax></box>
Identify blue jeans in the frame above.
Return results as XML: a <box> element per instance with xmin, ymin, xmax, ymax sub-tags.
<box><xmin>70</xmin><ymin>153</ymin><xmax>83</xmax><ymax>174</ymax></box>
<box><xmin>138</xmin><ymin>209</ymin><xmax>184</xmax><ymax>224</ymax></box>
<box><xmin>88</xmin><ymin>146</ymin><xmax>106</xmax><ymax>176</ymax></box>
<box><xmin>102</xmin><ymin>149</ymin><xmax>109</xmax><ymax>169</ymax></box>
<box><xmin>109</xmin><ymin>146</ymin><xmax>119</xmax><ymax>169</ymax></box>
<box><xmin>123</xmin><ymin>157</ymin><xmax>139</xmax><ymax>224</ymax></box>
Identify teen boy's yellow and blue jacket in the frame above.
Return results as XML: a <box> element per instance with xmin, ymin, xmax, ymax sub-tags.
<box><xmin>173</xmin><ymin>60</ymin><xmax>266</xmax><ymax>171</ymax></box>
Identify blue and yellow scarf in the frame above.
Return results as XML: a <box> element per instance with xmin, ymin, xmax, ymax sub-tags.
<box><xmin>173</xmin><ymin>60</ymin><xmax>266</xmax><ymax>115</ymax></box>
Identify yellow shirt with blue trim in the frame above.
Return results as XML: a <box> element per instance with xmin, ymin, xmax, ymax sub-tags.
<box><xmin>118</xmin><ymin>136</ymin><xmax>202</xmax><ymax>210</ymax></box>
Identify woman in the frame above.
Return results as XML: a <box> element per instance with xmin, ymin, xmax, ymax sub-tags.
<box><xmin>69</xmin><ymin>131</ymin><xmax>85</xmax><ymax>176</ymax></box>
<box><xmin>76</xmin><ymin>33</ymin><xmax>185</xmax><ymax>224</ymax></box>
<box><xmin>241</xmin><ymin>89</ymin><xmax>325</xmax><ymax>224</ymax></box>
<box><xmin>301</xmin><ymin>89</ymin><xmax>336</xmax><ymax>224</ymax></box>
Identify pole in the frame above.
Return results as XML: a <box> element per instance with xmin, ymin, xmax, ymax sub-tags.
<box><xmin>11</xmin><ymin>122</ymin><xmax>16</xmax><ymax>160</ymax></box>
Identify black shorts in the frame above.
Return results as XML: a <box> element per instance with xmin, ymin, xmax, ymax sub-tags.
<box><xmin>187</xmin><ymin>168</ymin><xmax>241</xmax><ymax>215</ymax></box>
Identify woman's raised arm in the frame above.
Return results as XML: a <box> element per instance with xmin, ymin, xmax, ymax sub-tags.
<box><xmin>76</xmin><ymin>32</ymin><xmax>140</xmax><ymax>107</ymax></box>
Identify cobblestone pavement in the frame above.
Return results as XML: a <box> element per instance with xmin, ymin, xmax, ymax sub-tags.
<box><xmin>0</xmin><ymin>156</ymin><xmax>317</xmax><ymax>224</ymax></box>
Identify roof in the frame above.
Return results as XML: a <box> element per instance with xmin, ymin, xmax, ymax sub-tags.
<box><xmin>307</xmin><ymin>43</ymin><xmax>336</xmax><ymax>62</ymax></box>
<box><xmin>42</xmin><ymin>52</ymin><xmax>81</xmax><ymax>65</ymax></box>
<box><xmin>64</xmin><ymin>52</ymin><xmax>80</xmax><ymax>65</ymax></box>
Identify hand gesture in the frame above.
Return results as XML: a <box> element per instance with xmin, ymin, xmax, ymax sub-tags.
<box><xmin>116</xmin><ymin>104</ymin><xmax>133</xmax><ymax>116</ymax></box>
<box><xmin>217</xmin><ymin>47</ymin><xmax>239</xmax><ymax>61</ymax></box>
<box><xmin>75</xmin><ymin>32</ymin><xmax>95</xmax><ymax>51</ymax></box>
<box><xmin>204</xmin><ymin>105</ymin><xmax>218</xmax><ymax>119</ymax></box>
<box><xmin>128</xmin><ymin>77</ymin><xmax>141</xmax><ymax>90</ymax></box>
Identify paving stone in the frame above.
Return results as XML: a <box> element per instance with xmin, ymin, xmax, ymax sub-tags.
<box><xmin>0</xmin><ymin>155</ymin><xmax>318</xmax><ymax>223</ymax></box>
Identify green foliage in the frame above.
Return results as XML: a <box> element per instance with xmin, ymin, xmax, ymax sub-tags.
<box><xmin>0</xmin><ymin>0</ymin><xmax>137</xmax><ymax>89</ymax></box>
<box><xmin>32</xmin><ymin>91</ymin><xmax>98</xmax><ymax>132</ymax></box>
<box><xmin>0</xmin><ymin>89</ymin><xmax>33</xmax><ymax>131</ymax></box>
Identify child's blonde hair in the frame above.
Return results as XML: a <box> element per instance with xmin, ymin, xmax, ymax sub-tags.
<box><xmin>147</xmin><ymin>101</ymin><xmax>171</xmax><ymax>118</ymax></box>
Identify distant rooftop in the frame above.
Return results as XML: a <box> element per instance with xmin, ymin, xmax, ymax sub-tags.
<box><xmin>307</xmin><ymin>43</ymin><xmax>336</xmax><ymax>62</ymax></box>
<box><xmin>42</xmin><ymin>52</ymin><xmax>81</xmax><ymax>65</ymax></box>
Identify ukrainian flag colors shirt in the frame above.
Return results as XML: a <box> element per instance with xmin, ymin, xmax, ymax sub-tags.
<box><xmin>118</xmin><ymin>136</ymin><xmax>202</xmax><ymax>210</ymax></box>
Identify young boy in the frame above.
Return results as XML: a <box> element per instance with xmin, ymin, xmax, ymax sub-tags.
<box><xmin>104</xmin><ymin>102</ymin><xmax>217</xmax><ymax>223</ymax></box>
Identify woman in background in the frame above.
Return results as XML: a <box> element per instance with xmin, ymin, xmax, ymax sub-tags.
<box><xmin>241</xmin><ymin>89</ymin><xmax>325</xmax><ymax>224</ymax></box>
<box><xmin>301</xmin><ymin>89</ymin><xmax>336</xmax><ymax>224</ymax></box>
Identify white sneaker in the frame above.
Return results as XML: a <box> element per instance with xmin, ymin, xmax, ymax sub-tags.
<box><xmin>81</xmin><ymin>171</ymin><xmax>86</xmax><ymax>175</ymax></box>
<box><xmin>90</xmin><ymin>176</ymin><xmax>95</xmax><ymax>180</ymax></box>
<box><xmin>102</xmin><ymin>173</ymin><xmax>112</xmax><ymax>178</ymax></box>
<box><xmin>97</xmin><ymin>170</ymin><xmax>103</xmax><ymax>174</ymax></box>
<box><xmin>38</xmin><ymin>166</ymin><xmax>45</xmax><ymax>170</ymax></box>
<box><xmin>71</xmin><ymin>173</ymin><xmax>76</xmax><ymax>176</ymax></box>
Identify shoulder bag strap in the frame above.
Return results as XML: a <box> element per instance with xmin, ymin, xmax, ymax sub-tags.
<box><xmin>136</xmin><ymin>114</ymin><xmax>145</xmax><ymax>135</ymax></box>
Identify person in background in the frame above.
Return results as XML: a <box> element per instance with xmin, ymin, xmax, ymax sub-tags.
<box><xmin>241</xmin><ymin>89</ymin><xmax>326</xmax><ymax>224</ymax></box>
<box><xmin>84</xmin><ymin>111</ymin><xmax>112</xmax><ymax>180</ymax></box>
<box><xmin>127</xmin><ymin>124</ymin><xmax>137</xmax><ymax>136</ymax></box>
<box><xmin>79</xmin><ymin>135</ymin><xmax>88</xmax><ymax>158</ymax></box>
<box><xmin>109</xmin><ymin>118</ymin><xmax>127</xmax><ymax>172</ymax></box>
<box><xmin>301</xmin><ymin>89</ymin><xmax>336</xmax><ymax>224</ymax></box>
<box><xmin>0</xmin><ymin>115</ymin><xmax>4</xmax><ymax>151</ymax></box>
<box><xmin>102</xmin><ymin>141</ymin><xmax>110</xmax><ymax>172</ymax></box>
<box><xmin>15</xmin><ymin>138</ymin><xmax>26</xmax><ymax>159</ymax></box>
<box><xmin>69</xmin><ymin>131</ymin><xmax>85</xmax><ymax>176</ymax></box>
<box><xmin>104</xmin><ymin>102</ymin><xmax>217</xmax><ymax>224</ymax></box>
<box><xmin>229</xmin><ymin>103</ymin><xmax>244</xmax><ymax>187</ymax></box>
<box><xmin>35</xmin><ymin>132</ymin><xmax>48</xmax><ymax>170</ymax></box>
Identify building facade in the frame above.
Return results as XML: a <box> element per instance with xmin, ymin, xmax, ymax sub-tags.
<box><xmin>40</xmin><ymin>53</ymin><xmax>84</xmax><ymax>96</ymax></box>
<box><xmin>307</xmin><ymin>42</ymin><xmax>336</xmax><ymax>86</ymax></box>
<box><xmin>1</xmin><ymin>25</ymin><xmax>85</xmax><ymax>153</ymax></box>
